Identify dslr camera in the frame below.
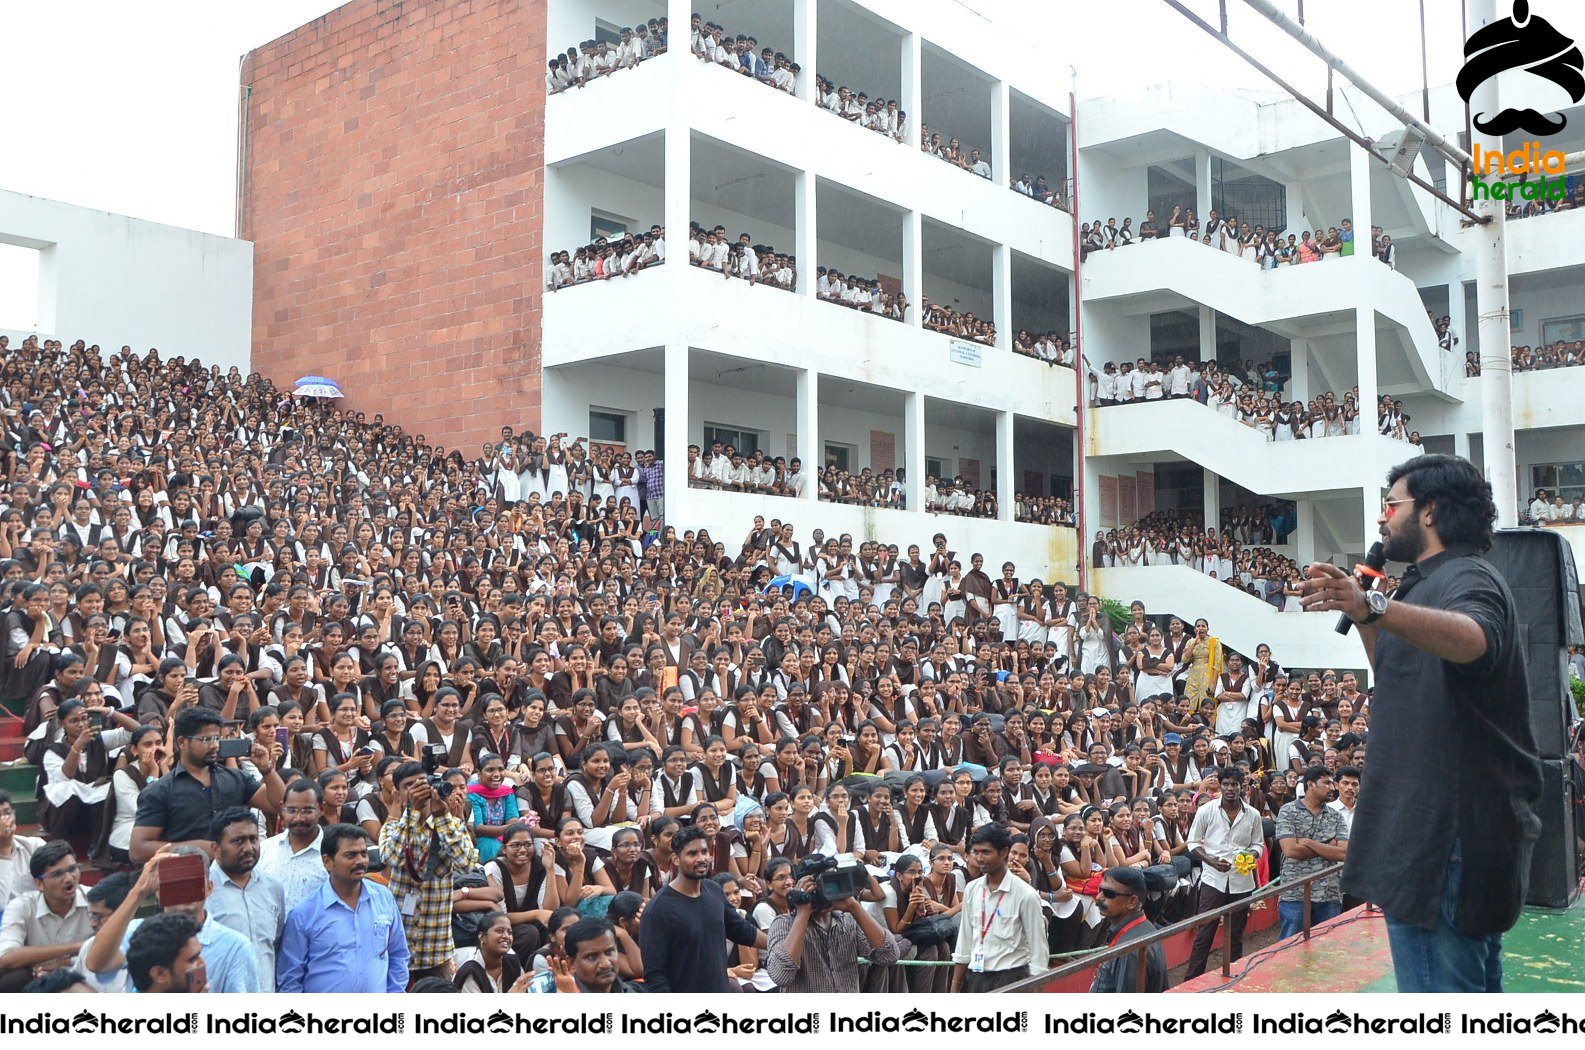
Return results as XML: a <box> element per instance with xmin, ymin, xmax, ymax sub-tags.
<box><xmin>787</xmin><ymin>854</ymin><xmax>868</xmax><ymax>909</ymax></box>
<box><xmin>420</xmin><ymin>743</ymin><xmax>454</xmax><ymax>796</ymax></box>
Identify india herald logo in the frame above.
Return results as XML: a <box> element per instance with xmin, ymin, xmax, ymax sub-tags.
<box><xmin>1457</xmin><ymin>0</ymin><xmax>1583</xmax><ymax>135</ymax></box>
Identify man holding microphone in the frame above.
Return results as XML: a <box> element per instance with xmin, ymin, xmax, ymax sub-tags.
<box><xmin>1299</xmin><ymin>455</ymin><xmax>1541</xmax><ymax>992</ymax></box>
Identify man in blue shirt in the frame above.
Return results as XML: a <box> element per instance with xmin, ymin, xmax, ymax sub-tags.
<box><xmin>82</xmin><ymin>843</ymin><xmax>260</xmax><ymax>993</ymax></box>
<box><xmin>277</xmin><ymin>823</ymin><xmax>408</xmax><ymax>993</ymax></box>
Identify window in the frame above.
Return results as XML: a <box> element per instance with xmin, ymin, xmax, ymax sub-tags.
<box><xmin>594</xmin><ymin>19</ymin><xmax>621</xmax><ymax>46</ymax></box>
<box><xmin>824</xmin><ymin>443</ymin><xmax>853</xmax><ymax>472</ymax></box>
<box><xmin>704</xmin><ymin>424</ymin><xmax>760</xmax><ymax>455</ymax></box>
<box><xmin>591</xmin><ymin>211</ymin><xmax>630</xmax><ymax>242</ymax></box>
<box><xmin>1531</xmin><ymin>462</ymin><xmax>1585</xmax><ymax>502</ymax></box>
<box><xmin>589</xmin><ymin>409</ymin><xmax>628</xmax><ymax>445</ymax></box>
<box><xmin>926</xmin><ymin>457</ymin><xmax>945</xmax><ymax>479</ymax></box>
<box><xmin>1541</xmin><ymin>315</ymin><xmax>1585</xmax><ymax>345</ymax></box>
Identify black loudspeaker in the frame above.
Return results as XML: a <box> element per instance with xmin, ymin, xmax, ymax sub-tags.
<box><xmin>1485</xmin><ymin>529</ymin><xmax>1584</xmax><ymax>759</ymax></box>
<box><xmin>1526</xmin><ymin>757</ymin><xmax>1581</xmax><ymax>909</ymax></box>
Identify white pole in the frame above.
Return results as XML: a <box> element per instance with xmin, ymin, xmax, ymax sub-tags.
<box><xmin>1468</xmin><ymin>0</ymin><xmax>1517</xmax><ymax>526</ymax></box>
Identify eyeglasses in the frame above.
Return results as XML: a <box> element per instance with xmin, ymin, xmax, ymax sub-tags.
<box><xmin>1097</xmin><ymin>886</ymin><xmax>1130</xmax><ymax>900</ymax></box>
<box><xmin>1381</xmin><ymin>497</ymin><xmax>1415</xmax><ymax>519</ymax></box>
<box><xmin>42</xmin><ymin>864</ymin><xmax>82</xmax><ymax>882</ymax></box>
<box><xmin>281</xmin><ymin>806</ymin><xmax>319</xmax><ymax>816</ymax></box>
<box><xmin>188</xmin><ymin>735</ymin><xmax>221</xmax><ymax>746</ymax></box>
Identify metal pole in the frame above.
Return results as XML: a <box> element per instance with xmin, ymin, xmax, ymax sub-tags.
<box><xmin>1238</xmin><ymin>0</ymin><xmax>1473</xmax><ymax>168</ymax></box>
<box><xmin>1302</xmin><ymin>879</ymin><xmax>1313</xmax><ymax>941</ymax></box>
<box><xmin>1469</xmin><ymin>0</ymin><xmax>1517</xmax><ymax>525</ymax></box>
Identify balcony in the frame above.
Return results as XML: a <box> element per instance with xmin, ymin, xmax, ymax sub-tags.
<box><xmin>542</xmin><ymin>261</ymin><xmax>1078</xmax><ymax>425</ymax></box>
<box><xmin>1087</xmin><ymin>398</ymin><xmax>1409</xmax><ymax>500</ymax></box>
<box><xmin>1082</xmin><ymin>237</ymin><xmax>1459</xmax><ymax>399</ymax></box>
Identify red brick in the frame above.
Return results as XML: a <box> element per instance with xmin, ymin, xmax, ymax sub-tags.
<box><xmin>242</xmin><ymin>0</ymin><xmax>544</xmax><ymax>449</ymax></box>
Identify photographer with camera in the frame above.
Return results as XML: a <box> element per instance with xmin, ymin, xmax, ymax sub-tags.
<box><xmin>765</xmin><ymin>854</ymin><xmax>897</xmax><ymax>993</ymax></box>
<box><xmin>379</xmin><ymin>751</ymin><xmax>479</xmax><ymax>988</ymax></box>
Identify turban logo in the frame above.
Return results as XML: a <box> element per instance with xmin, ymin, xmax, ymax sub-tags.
<box><xmin>1457</xmin><ymin>0</ymin><xmax>1583</xmax><ymax>136</ymax></box>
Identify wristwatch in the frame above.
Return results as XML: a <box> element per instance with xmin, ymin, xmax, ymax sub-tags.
<box><xmin>1360</xmin><ymin>591</ymin><xmax>1389</xmax><ymax>625</ymax></box>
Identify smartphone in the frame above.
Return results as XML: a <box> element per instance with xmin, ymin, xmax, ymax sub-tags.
<box><xmin>184</xmin><ymin>677</ymin><xmax>199</xmax><ymax>689</ymax></box>
<box><xmin>157</xmin><ymin>853</ymin><xmax>207</xmax><ymax>908</ymax></box>
<box><xmin>217</xmin><ymin>738</ymin><xmax>253</xmax><ymax>759</ymax></box>
<box><xmin>276</xmin><ymin>727</ymin><xmax>291</xmax><ymax>748</ymax></box>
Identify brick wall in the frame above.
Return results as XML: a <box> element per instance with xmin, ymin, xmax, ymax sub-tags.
<box><xmin>241</xmin><ymin>0</ymin><xmax>544</xmax><ymax>452</ymax></box>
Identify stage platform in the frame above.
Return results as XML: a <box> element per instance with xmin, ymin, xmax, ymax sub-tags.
<box><xmin>1171</xmin><ymin>900</ymin><xmax>1585</xmax><ymax>993</ymax></box>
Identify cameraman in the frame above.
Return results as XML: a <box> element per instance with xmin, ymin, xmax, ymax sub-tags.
<box><xmin>379</xmin><ymin>759</ymin><xmax>479</xmax><ymax>987</ymax></box>
<box><xmin>765</xmin><ymin>865</ymin><xmax>898</xmax><ymax>993</ymax></box>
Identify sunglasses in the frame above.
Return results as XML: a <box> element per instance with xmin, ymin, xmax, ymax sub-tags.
<box><xmin>1097</xmin><ymin>886</ymin><xmax>1132</xmax><ymax>900</ymax></box>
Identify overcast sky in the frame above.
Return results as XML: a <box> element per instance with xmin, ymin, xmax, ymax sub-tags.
<box><xmin>0</xmin><ymin>0</ymin><xmax>1497</xmax><ymax>328</ymax></box>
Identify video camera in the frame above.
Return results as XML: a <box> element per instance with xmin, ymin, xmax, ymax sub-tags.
<box><xmin>786</xmin><ymin>853</ymin><xmax>868</xmax><ymax>909</ymax></box>
<box><xmin>420</xmin><ymin>743</ymin><xmax>455</xmax><ymax>796</ymax></box>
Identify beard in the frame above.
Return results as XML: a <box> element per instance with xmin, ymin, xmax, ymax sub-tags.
<box><xmin>1382</xmin><ymin>514</ymin><xmax>1426</xmax><ymax>564</ymax></box>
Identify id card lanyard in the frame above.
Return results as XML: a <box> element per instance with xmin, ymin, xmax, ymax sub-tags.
<box><xmin>970</xmin><ymin>886</ymin><xmax>1008</xmax><ymax>972</ymax></box>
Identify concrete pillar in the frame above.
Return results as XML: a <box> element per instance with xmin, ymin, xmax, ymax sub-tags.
<box><xmin>1448</xmin><ymin>281</ymin><xmax>1467</xmax><ymax>361</ymax></box>
<box><xmin>996</xmin><ymin>410</ymin><xmax>1015</xmax><ymax>521</ymax></box>
<box><xmin>1453</xmin><ymin>431</ymin><xmax>1470</xmax><ymax>460</ymax></box>
<box><xmin>1296</xmin><ymin>499</ymin><xmax>1316</xmax><ymax>567</ymax></box>
<box><xmin>1202</xmin><ymin>468</ymin><xmax>1220</xmax><ymax>531</ymax></box>
<box><xmin>793</xmin><ymin>0</ymin><xmax>817</xmax><ymax>103</ymax></box>
<box><xmin>795</xmin><ymin>170</ymin><xmax>817</xmax><ymax>298</ymax></box>
<box><xmin>664</xmin><ymin>125</ymin><xmax>691</xmax><ymax>266</ymax></box>
<box><xmin>1289</xmin><ymin>339</ymin><xmax>1309</xmax><ymax>403</ymax></box>
<box><xmin>797</xmin><ymin>368</ymin><xmax>819</xmax><ymax>502</ymax></box>
<box><xmin>905</xmin><ymin>391</ymin><xmax>926</xmax><ymax>511</ymax></box>
<box><xmin>903</xmin><ymin>210</ymin><xmax>924</xmax><ymax>328</ymax></box>
<box><xmin>663</xmin><ymin>343</ymin><xmax>689</xmax><ymax>514</ymax></box>
<box><xmin>668</xmin><ymin>0</ymin><xmax>692</xmax><ymax>53</ymax></box>
<box><xmin>901</xmin><ymin>33</ymin><xmax>922</xmax><ymax>147</ymax></box>
<box><xmin>991</xmin><ymin>80</ymin><xmax>1011</xmax><ymax>189</ymax></box>
<box><xmin>1195</xmin><ymin>151</ymin><xmax>1213</xmax><ymax>224</ymax></box>
<box><xmin>992</xmin><ymin>243</ymin><xmax>1013</xmax><ymax>350</ymax></box>
<box><xmin>1198</xmin><ymin>307</ymin><xmax>1217</xmax><ymax>365</ymax></box>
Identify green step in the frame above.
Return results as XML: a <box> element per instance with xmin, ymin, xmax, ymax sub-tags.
<box><xmin>0</xmin><ymin>763</ymin><xmax>38</xmax><ymax>796</ymax></box>
<box><xmin>12</xmin><ymin>797</ymin><xmax>37</xmax><ymax>825</ymax></box>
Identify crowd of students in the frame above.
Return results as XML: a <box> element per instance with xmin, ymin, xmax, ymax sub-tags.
<box><xmin>1010</xmin><ymin>174</ymin><xmax>1069</xmax><ymax>212</ymax></box>
<box><xmin>1474</xmin><ymin>337</ymin><xmax>1585</xmax><ymax>377</ymax></box>
<box><xmin>546</xmin><ymin>225</ymin><xmax>666</xmax><ymax>289</ymax></box>
<box><xmin>547</xmin><ymin>22</ymin><xmax>666</xmax><ymax>94</ymax></box>
<box><xmin>1012</xmin><ymin>331</ymin><xmax>1075</xmax><ymax>368</ymax></box>
<box><xmin>0</xmin><ymin>331</ymin><xmax>1381</xmax><ymax>995</ymax></box>
<box><xmin>1081</xmin><ymin>209</ymin><xmax>1397</xmax><ymax>269</ymax></box>
<box><xmin>1502</xmin><ymin>178</ymin><xmax>1585</xmax><ymax>219</ymax></box>
<box><xmin>689</xmin><ymin>222</ymin><xmax>797</xmax><ymax>291</ymax></box>
<box><xmin>1092</xmin><ymin>507</ymin><xmax>1306</xmax><ymax>611</ymax></box>
<box><xmin>691</xmin><ymin>18</ymin><xmax>799</xmax><ymax>94</ymax></box>
<box><xmin>816</xmin><ymin>269</ymin><xmax>909</xmax><ymax>323</ymax></box>
<box><xmin>815</xmin><ymin>76</ymin><xmax>908</xmax><ymax>142</ymax></box>
<box><xmin>920</xmin><ymin>129</ymin><xmax>990</xmax><ymax>180</ymax></box>
<box><xmin>922</xmin><ymin>298</ymin><xmax>996</xmax><ymax>346</ymax></box>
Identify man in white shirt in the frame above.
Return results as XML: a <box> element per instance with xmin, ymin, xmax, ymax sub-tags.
<box><xmin>969</xmin><ymin>149</ymin><xmax>991</xmax><ymax>179</ymax></box>
<box><xmin>0</xmin><ymin>795</ymin><xmax>44</xmax><ymax>915</ymax></box>
<box><xmin>1185</xmin><ymin>768</ymin><xmax>1265</xmax><ymax>978</ymax></box>
<box><xmin>1326</xmin><ymin>764</ymin><xmax>1360</xmax><ymax>835</ymax></box>
<box><xmin>785</xmin><ymin>458</ymin><xmax>808</xmax><ymax>499</ymax></box>
<box><xmin>1529</xmin><ymin>490</ymin><xmax>1553</xmax><ymax>521</ymax></box>
<box><xmin>949</xmin><ymin>825</ymin><xmax>1048</xmax><ymax>992</ymax></box>
<box><xmin>1095</xmin><ymin>362</ymin><xmax>1117</xmax><ymax>406</ymax></box>
<box><xmin>254</xmin><ymin>781</ymin><xmax>328</xmax><ymax>914</ymax></box>
<box><xmin>1169</xmin><ymin>357</ymin><xmax>1193</xmax><ymax>398</ymax></box>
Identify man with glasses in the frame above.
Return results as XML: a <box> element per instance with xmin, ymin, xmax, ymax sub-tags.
<box><xmin>257</xmin><ymin>779</ymin><xmax>328</xmax><ymax>912</ymax></box>
<box><xmin>130</xmin><ymin>707</ymin><xmax>284</xmax><ymax>863</ymax></box>
<box><xmin>0</xmin><ymin>840</ymin><xmax>93</xmax><ymax>991</ymax></box>
<box><xmin>1088</xmin><ymin>867</ymin><xmax>1167</xmax><ymax>992</ymax></box>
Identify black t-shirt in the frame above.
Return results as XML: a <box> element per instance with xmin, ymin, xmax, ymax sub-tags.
<box><xmin>133</xmin><ymin>763</ymin><xmax>263</xmax><ymax>842</ymax></box>
<box><xmin>638</xmin><ymin>878</ymin><xmax>760</xmax><ymax>993</ymax></box>
<box><xmin>1342</xmin><ymin>548</ymin><xmax>1542</xmax><ymax>934</ymax></box>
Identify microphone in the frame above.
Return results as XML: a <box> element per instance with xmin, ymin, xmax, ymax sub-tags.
<box><xmin>1336</xmin><ymin>541</ymin><xmax>1387</xmax><ymax>636</ymax></box>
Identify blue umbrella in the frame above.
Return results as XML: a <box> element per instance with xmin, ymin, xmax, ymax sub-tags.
<box><xmin>765</xmin><ymin>574</ymin><xmax>813</xmax><ymax>600</ymax></box>
<box><xmin>292</xmin><ymin>375</ymin><xmax>345</xmax><ymax>398</ymax></box>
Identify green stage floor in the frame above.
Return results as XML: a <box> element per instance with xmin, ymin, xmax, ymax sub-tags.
<box><xmin>1173</xmin><ymin>899</ymin><xmax>1585</xmax><ymax>993</ymax></box>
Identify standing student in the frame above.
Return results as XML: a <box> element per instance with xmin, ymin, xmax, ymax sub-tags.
<box><xmin>949</xmin><ymin>824</ymin><xmax>1048</xmax><ymax>992</ymax></box>
<box><xmin>638</xmin><ymin>824</ymin><xmax>766</xmax><ymax>992</ymax></box>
